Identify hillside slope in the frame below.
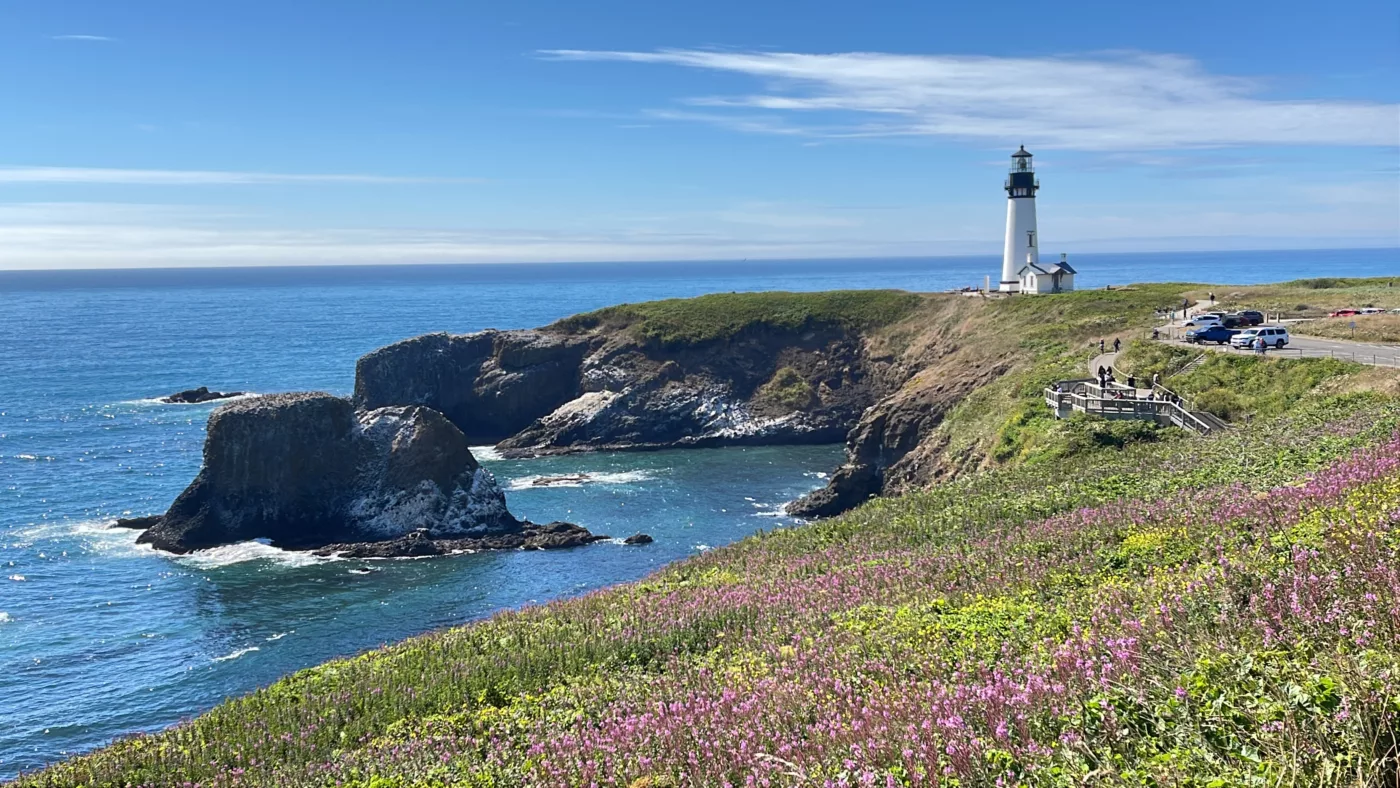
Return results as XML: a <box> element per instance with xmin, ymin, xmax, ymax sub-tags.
<box><xmin>17</xmin><ymin>391</ymin><xmax>1400</xmax><ymax>786</ymax></box>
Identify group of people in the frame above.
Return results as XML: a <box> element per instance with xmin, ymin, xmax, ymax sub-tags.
<box><xmin>1097</xmin><ymin>337</ymin><xmax>1122</xmax><ymax>354</ymax></box>
<box><xmin>1090</xmin><ymin>366</ymin><xmax>1180</xmax><ymax>403</ymax></box>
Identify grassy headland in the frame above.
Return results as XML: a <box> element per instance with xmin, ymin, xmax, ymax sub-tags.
<box><xmin>550</xmin><ymin>289</ymin><xmax>923</xmax><ymax>347</ymax></box>
<box><xmin>16</xmin><ymin>278</ymin><xmax>1400</xmax><ymax>787</ymax></box>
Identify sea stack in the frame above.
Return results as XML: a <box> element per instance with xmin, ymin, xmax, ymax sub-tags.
<box><xmin>135</xmin><ymin>393</ymin><xmax>557</xmax><ymax>554</ymax></box>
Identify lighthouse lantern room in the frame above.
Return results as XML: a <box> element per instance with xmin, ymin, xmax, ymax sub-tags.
<box><xmin>999</xmin><ymin>146</ymin><xmax>1039</xmax><ymax>293</ymax></box>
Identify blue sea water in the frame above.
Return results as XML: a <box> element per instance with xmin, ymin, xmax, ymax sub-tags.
<box><xmin>0</xmin><ymin>249</ymin><xmax>1395</xmax><ymax>778</ymax></box>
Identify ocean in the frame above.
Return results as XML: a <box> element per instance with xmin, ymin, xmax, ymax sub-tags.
<box><xmin>0</xmin><ymin>248</ymin><xmax>1395</xmax><ymax>778</ymax></box>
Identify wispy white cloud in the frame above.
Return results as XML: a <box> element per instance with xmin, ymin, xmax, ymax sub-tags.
<box><xmin>0</xmin><ymin>166</ymin><xmax>479</xmax><ymax>185</ymax></box>
<box><xmin>540</xmin><ymin>49</ymin><xmax>1400</xmax><ymax>150</ymax></box>
<box><xmin>51</xmin><ymin>34</ymin><xmax>115</xmax><ymax>42</ymax></box>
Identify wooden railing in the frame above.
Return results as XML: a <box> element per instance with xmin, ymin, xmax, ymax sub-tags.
<box><xmin>1044</xmin><ymin>379</ymin><xmax>1222</xmax><ymax>436</ymax></box>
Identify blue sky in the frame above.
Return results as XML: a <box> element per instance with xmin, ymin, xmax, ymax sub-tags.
<box><xmin>1</xmin><ymin>0</ymin><xmax>1397</xmax><ymax>269</ymax></box>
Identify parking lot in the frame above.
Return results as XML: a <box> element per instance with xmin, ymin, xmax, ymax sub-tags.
<box><xmin>1160</xmin><ymin>322</ymin><xmax>1400</xmax><ymax>368</ymax></box>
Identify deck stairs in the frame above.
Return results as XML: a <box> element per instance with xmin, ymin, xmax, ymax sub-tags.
<box><xmin>1045</xmin><ymin>379</ymin><xmax>1228</xmax><ymax>436</ymax></box>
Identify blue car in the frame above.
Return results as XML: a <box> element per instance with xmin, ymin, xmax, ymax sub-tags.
<box><xmin>1186</xmin><ymin>325</ymin><xmax>1241</xmax><ymax>345</ymax></box>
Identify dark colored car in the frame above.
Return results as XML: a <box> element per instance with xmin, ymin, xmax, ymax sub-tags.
<box><xmin>1220</xmin><ymin>313</ymin><xmax>1247</xmax><ymax>328</ymax></box>
<box><xmin>1237</xmin><ymin>310</ymin><xmax>1265</xmax><ymax>326</ymax></box>
<box><xmin>1186</xmin><ymin>325</ymin><xmax>1241</xmax><ymax>345</ymax></box>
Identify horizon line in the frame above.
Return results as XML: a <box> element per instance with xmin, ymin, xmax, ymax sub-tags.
<box><xmin>1</xmin><ymin>245</ymin><xmax>1396</xmax><ymax>275</ymax></box>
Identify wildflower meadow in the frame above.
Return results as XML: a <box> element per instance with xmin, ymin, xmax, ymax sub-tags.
<box><xmin>15</xmin><ymin>392</ymin><xmax>1400</xmax><ymax>787</ymax></box>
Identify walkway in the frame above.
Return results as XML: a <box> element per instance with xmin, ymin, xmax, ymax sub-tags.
<box><xmin>1088</xmin><ymin>351</ymin><xmax>1119</xmax><ymax>376</ymax></box>
<box><xmin>1045</xmin><ymin>379</ymin><xmax>1225</xmax><ymax>436</ymax></box>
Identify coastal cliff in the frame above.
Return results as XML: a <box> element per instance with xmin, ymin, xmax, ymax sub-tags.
<box><xmin>350</xmin><ymin>289</ymin><xmax>1023</xmax><ymax>517</ymax></box>
<box><xmin>137</xmin><ymin>285</ymin><xmax>1212</xmax><ymax>555</ymax></box>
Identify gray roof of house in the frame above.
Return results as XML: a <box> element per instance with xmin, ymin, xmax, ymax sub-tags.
<box><xmin>1019</xmin><ymin>261</ymin><xmax>1077</xmax><ymax>276</ymax></box>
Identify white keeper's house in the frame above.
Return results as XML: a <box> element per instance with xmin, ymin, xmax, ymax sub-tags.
<box><xmin>1019</xmin><ymin>253</ymin><xmax>1077</xmax><ymax>294</ymax></box>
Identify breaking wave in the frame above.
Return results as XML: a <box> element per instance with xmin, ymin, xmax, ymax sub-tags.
<box><xmin>506</xmin><ymin>470</ymin><xmax>654</xmax><ymax>491</ymax></box>
<box><xmin>470</xmin><ymin>445</ymin><xmax>504</xmax><ymax>462</ymax></box>
<box><xmin>118</xmin><ymin>392</ymin><xmax>258</xmax><ymax>407</ymax></box>
<box><xmin>211</xmin><ymin>646</ymin><xmax>260</xmax><ymax>662</ymax></box>
<box><xmin>176</xmin><ymin>539</ymin><xmax>334</xmax><ymax>569</ymax></box>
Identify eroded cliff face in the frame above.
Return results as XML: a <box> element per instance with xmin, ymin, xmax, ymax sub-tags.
<box><xmin>354</xmin><ymin>324</ymin><xmax>893</xmax><ymax>457</ymax></box>
<box><xmin>348</xmin><ymin>296</ymin><xmax>1025</xmax><ymax>520</ymax></box>
<box><xmin>785</xmin><ymin>356</ymin><xmax>1016</xmax><ymax>517</ymax></box>
<box><xmin>355</xmin><ymin>331</ymin><xmax>591</xmax><ymax>443</ymax></box>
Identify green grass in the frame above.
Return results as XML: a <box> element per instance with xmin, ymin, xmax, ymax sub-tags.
<box><xmin>549</xmin><ymin>289</ymin><xmax>923</xmax><ymax>347</ymax></box>
<box><xmin>1196</xmin><ymin>276</ymin><xmax>1400</xmax><ymax>318</ymax></box>
<box><xmin>1293</xmin><ymin>314</ymin><xmax>1400</xmax><ymax>344</ymax></box>
<box><xmin>1118</xmin><ymin>340</ymin><xmax>1361</xmax><ymax>421</ymax></box>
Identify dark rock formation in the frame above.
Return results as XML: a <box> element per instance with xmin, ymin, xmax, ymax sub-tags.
<box><xmin>354</xmin><ymin>331</ymin><xmax>590</xmax><ymax>444</ymax></box>
<box><xmin>135</xmin><ymin>393</ymin><xmax>540</xmax><ymax>554</ymax></box>
<box><xmin>314</xmin><ymin>522</ymin><xmax>606</xmax><ymax>559</ymax></box>
<box><xmin>161</xmin><ymin>386</ymin><xmax>244</xmax><ymax>404</ymax></box>
<box><xmin>789</xmin><ymin>358</ymin><xmax>1015</xmax><ymax>518</ymax></box>
<box><xmin>354</xmin><ymin>325</ymin><xmax>886</xmax><ymax>458</ymax></box>
<box><xmin>623</xmin><ymin>533</ymin><xmax>654</xmax><ymax>545</ymax></box>
<box><xmin>112</xmin><ymin>515</ymin><xmax>162</xmax><ymax>530</ymax></box>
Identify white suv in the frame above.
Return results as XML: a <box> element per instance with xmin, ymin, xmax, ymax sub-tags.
<box><xmin>1231</xmin><ymin>326</ymin><xmax>1290</xmax><ymax>349</ymax></box>
<box><xmin>1184</xmin><ymin>313</ymin><xmax>1222</xmax><ymax>327</ymax></box>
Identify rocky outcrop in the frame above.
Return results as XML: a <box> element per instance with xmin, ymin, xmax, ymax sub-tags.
<box><xmin>161</xmin><ymin>386</ymin><xmax>244</xmax><ymax>404</ymax></box>
<box><xmin>354</xmin><ymin>325</ymin><xmax>886</xmax><ymax>458</ymax></box>
<box><xmin>345</xmin><ymin>295</ymin><xmax>1026</xmax><ymax>521</ymax></box>
<box><xmin>313</xmin><ymin>522</ymin><xmax>606</xmax><ymax>559</ymax></box>
<box><xmin>134</xmin><ymin>393</ymin><xmax>581</xmax><ymax>555</ymax></box>
<box><xmin>787</xmin><ymin>319</ymin><xmax>1021</xmax><ymax>519</ymax></box>
<box><xmin>354</xmin><ymin>332</ymin><xmax>591</xmax><ymax>443</ymax></box>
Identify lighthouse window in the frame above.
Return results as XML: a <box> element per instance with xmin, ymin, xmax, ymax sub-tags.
<box><xmin>1027</xmin><ymin>231</ymin><xmax>1036</xmax><ymax>247</ymax></box>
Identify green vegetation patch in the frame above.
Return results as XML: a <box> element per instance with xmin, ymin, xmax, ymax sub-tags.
<box><xmin>1117</xmin><ymin>340</ymin><xmax>1362</xmax><ymax>421</ymax></box>
<box><xmin>753</xmin><ymin>366</ymin><xmax>816</xmax><ymax>411</ymax></box>
<box><xmin>1199</xmin><ymin>275</ymin><xmax>1400</xmax><ymax>318</ymax></box>
<box><xmin>1293</xmin><ymin>314</ymin><xmax>1400</xmax><ymax>344</ymax></box>
<box><xmin>550</xmin><ymin>289</ymin><xmax>923</xmax><ymax>347</ymax></box>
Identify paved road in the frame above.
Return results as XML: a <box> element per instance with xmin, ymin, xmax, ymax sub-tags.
<box><xmin>1182</xmin><ymin>334</ymin><xmax>1400</xmax><ymax>367</ymax></box>
<box><xmin>1161</xmin><ymin>302</ymin><xmax>1400</xmax><ymax>368</ymax></box>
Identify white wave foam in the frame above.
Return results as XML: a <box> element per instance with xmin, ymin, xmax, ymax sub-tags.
<box><xmin>753</xmin><ymin>510</ymin><xmax>788</xmax><ymax>518</ymax></box>
<box><xmin>177</xmin><ymin>539</ymin><xmax>333</xmax><ymax>569</ymax></box>
<box><xmin>211</xmin><ymin>646</ymin><xmax>259</xmax><ymax>662</ymax></box>
<box><xmin>8</xmin><ymin>575</ymin><xmax>26</xmax><ymax>582</ymax></box>
<box><xmin>266</xmin><ymin>631</ymin><xmax>293</xmax><ymax>641</ymax></box>
<box><xmin>506</xmin><ymin>470</ymin><xmax>653</xmax><ymax>491</ymax></box>
<box><xmin>120</xmin><ymin>392</ymin><xmax>258</xmax><ymax>407</ymax></box>
<box><xmin>803</xmin><ymin>471</ymin><xmax>830</xmax><ymax>479</ymax></box>
<box><xmin>0</xmin><ymin>612</ymin><xmax>11</xmax><ymax>623</ymax></box>
<box><xmin>12</xmin><ymin>519</ymin><xmax>157</xmax><ymax>559</ymax></box>
<box><xmin>470</xmin><ymin>445</ymin><xmax>504</xmax><ymax>462</ymax></box>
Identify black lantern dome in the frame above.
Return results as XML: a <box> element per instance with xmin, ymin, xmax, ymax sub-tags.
<box><xmin>1005</xmin><ymin>146</ymin><xmax>1038</xmax><ymax>198</ymax></box>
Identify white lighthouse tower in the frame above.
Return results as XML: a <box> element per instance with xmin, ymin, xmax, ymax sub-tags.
<box><xmin>999</xmin><ymin>146</ymin><xmax>1039</xmax><ymax>293</ymax></box>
